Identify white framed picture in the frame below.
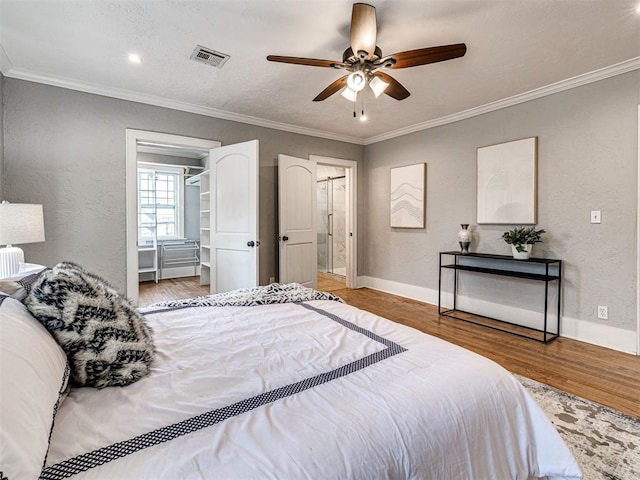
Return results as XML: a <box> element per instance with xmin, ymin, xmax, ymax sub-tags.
<box><xmin>477</xmin><ymin>137</ymin><xmax>538</xmax><ymax>224</ymax></box>
<box><xmin>390</xmin><ymin>163</ymin><xmax>426</xmax><ymax>228</ymax></box>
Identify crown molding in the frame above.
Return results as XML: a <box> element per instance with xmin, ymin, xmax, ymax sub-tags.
<box><xmin>2</xmin><ymin>55</ymin><xmax>638</xmax><ymax>147</ymax></box>
<box><xmin>364</xmin><ymin>56</ymin><xmax>640</xmax><ymax>145</ymax></box>
<box><xmin>2</xmin><ymin>66</ymin><xmax>366</xmax><ymax>145</ymax></box>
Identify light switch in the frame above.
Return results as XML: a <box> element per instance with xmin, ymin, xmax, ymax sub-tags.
<box><xmin>591</xmin><ymin>210</ymin><xmax>601</xmax><ymax>224</ymax></box>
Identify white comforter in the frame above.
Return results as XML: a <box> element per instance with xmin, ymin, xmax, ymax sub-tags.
<box><xmin>43</xmin><ymin>296</ymin><xmax>582</xmax><ymax>479</ymax></box>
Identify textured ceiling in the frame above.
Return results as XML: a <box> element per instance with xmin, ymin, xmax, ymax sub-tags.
<box><xmin>1</xmin><ymin>0</ymin><xmax>639</xmax><ymax>143</ymax></box>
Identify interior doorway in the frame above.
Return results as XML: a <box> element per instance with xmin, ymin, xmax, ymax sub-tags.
<box><xmin>317</xmin><ymin>166</ymin><xmax>346</xmax><ymax>281</ymax></box>
<box><xmin>136</xmin><ymin>146</ymin><xmax>209</xmax><ymax>285</ymax></box>
<box><xmin>310</xmin><ymin>155</ymin><xmax>357</xmax><ymax>289</ymax></box>
<box><xmin>125</xmin><ymin>130</ymin><xmax>220</xmax><ymax>305</ymax></box>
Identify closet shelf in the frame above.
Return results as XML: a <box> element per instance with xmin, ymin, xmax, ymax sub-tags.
<box><xmin>199</xmin><ymin>170</ymin><xmax>212</xmax><ymax>288</ymax></box>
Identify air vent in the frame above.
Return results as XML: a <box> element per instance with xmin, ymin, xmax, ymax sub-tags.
<box><xmin>190</xmin><ymin>45</ymin><xmax>230</xmax><ymax>68</ymax></box>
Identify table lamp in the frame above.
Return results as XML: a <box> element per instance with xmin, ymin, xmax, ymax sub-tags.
<box><xmin>0</xmin><ymin>201</ymin><xmax>45</xmax><ymax>278</ymax></box>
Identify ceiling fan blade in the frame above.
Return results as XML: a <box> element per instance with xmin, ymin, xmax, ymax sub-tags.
<box><xmin>350</xmin><ymin>3</ymin><xmax>377</xmax><ymax>59</ymax></box>
<box><xmin>266</xmin><ymin>55</ymin><xmax>344</xmax><ymax>68</ymax></box>
<box><xmin>313</xmin><ymin>75</ymin><xmax>349</xmax><ymax>101</ymax></box>
<box><xmin>374</xmin><ymin>72</ymin><xmax>410</xmax><ymax>100</ymax></box>
<box><xmin>388</xmin><ymin>43</ymin><xmax>467</xmax><ymax>69</ymax></box>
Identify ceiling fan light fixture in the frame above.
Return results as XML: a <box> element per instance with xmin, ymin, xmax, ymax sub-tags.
<box><xmin>369</xmin><ymin>76</ymin><xmax>389</xmax><ymax>98</ymax></box>
<box><xmin>341</xmin><ymin>87</ymin><xmax>358</xmax><ymax>102</ymax></box>
<box><xmin>268</xmin><ymin>3</ymin><xmax>467</xmax><ymax>107</ymax></box>
<box><xmin>347</xmin><ymin>71</ymin><xmax>366</xmax><ymax>92</ymax></box>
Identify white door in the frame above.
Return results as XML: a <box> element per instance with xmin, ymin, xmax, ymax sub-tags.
<box><xmin>278</xmin><ymin>154</ymin><xmax>317</xmax><ymax>288</ymax></box>
<box><xmin>210</xmin><ymin>140</ymin><xmax>259</xmax><ymax>293</ymax></box>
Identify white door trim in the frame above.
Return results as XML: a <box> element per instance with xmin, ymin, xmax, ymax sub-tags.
<box><xmin>637</xmin><ymin>104</ymin><xmax>640</xmax><ymax>355</ymax></box>
<box><xmin>309</xmin><ymin>155</ymin><xmax>358</xmax><ymax>289</ymax></box>
<box><xmin>125</xmin><ymin>129</ymin><xmax>220</xmax><ymax>305</ymax></box>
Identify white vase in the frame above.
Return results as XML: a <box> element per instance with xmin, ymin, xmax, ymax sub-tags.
<box><xmin>511</xmin><ymin>244</ymin><xmax>532</xmax><ymax>260</ymax></box>
<box><xmin>457</xmin><ymin>224</ymin><xmax>471</xmax><ymax>254</ymax></box>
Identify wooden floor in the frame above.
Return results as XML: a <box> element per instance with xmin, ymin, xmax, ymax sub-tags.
<box><xmin>139</xmin><ymin>277</ymin><xmax>210</xmax><ymax>306</ymax></box>
<box><xmin>140</xmin><ymin>276</ymin><xmax>640</xmax><ymax>418</ymax></box>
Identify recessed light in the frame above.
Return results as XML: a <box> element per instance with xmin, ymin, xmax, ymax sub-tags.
<box><xmin>128</xmin><ymin>53</ymin><xmax>142</xmax><ymax>64</ymax></box>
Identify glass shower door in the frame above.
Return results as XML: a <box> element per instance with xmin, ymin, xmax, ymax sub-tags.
<box><xmin>331</xmin><ymin>176</ymin><xmax>346</xmax><ymax>276</ymax></box>
<box><xmin>317</xmin><ymin>175</ymin><xmax>346</xmax><ymax>277</ymax></box>
<box><xmin>317</xmin><ymin>179</ymin><xmax>329</xmax><ymax>273</ymax></box>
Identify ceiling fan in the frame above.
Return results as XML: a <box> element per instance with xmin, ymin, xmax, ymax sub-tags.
<box><xmin>266</xmin><ymin>3</ymin><xmax>467</xmax><ymax>103</ymax></box>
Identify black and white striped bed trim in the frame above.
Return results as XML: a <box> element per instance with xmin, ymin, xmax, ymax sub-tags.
<box><xmin>40</xmin><ymin>303</ymin><xmax>407</xmax><ymax>479</ymax></box>
<box><xmin>42</xmin><ymin>363</ymin><xmax>71</xmax><ymax>472</ymax></box>
<box><xmin>299</xmin><ymin>303</ymin><xmax>399</xmax><ymax>348</ymax></box>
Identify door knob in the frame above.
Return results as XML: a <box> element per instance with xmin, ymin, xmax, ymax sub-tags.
<box><xmin>282</xmin><ymin>236</ymin><xmax>289</xmax><ymax>241</ymax></box>
<box><xmin>247</xmin><ymin>241</ymin><xmax>255</xmax><ymax>247</ymax></box>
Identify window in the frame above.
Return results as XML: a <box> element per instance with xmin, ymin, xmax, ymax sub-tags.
<box><xmin>137</xmin><ymin>166</ymin><xmax>184</xmax><ymax>242</ymax></box>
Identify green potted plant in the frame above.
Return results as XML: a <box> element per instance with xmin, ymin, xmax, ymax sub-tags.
<box><xmin>502</xmin><ymin>226</ymin><xmax>546</xmax><ymax>259</ymax></box>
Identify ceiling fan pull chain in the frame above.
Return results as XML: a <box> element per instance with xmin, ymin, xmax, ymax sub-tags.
<box><xmin>353</xmin><ymin>93</ymin><xmax>357</xmax><ymax>118</ymax></box>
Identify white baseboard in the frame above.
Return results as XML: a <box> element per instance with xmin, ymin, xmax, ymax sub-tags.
<box><xmin>560</xmin><ymin>317</ymin><xmax>637</xmax><ymax>355</ymax></box>
<box><xmin>358</xmin><ymin>275</ymin><xmax>638</xmax><ymax>355</ymax></box>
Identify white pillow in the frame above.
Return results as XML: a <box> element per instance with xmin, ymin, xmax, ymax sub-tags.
<box><xmin>0</xmin><ymin>294</ymin><xmax>69</xmax><ymax>480</ymax></box>
<box><xmin>0</xmin><ymin>265</ymin><xmax>48</xmax><ymax>301</ymax></box>
<box><xmin>18</xmin><ymin>262</ymin><xmax>48</xmax><ymax>275</ymax></box>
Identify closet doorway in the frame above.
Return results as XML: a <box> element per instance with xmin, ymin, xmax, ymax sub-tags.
<box><xmin>136</xmin><ymin>149</ymin><xmax>208</xmax><ymax>282</ymax></box>
<box><xmin>317</xmin><ymin>166</ymin><xmax>346</xmax><ymax>279</ymax></box>
<box><xmin>125</xmin><ymin>130</ymin><xmax>220</xmax><ymax>305</ymax></box>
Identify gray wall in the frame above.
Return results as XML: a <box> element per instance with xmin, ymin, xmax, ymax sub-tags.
<box><xmin>2</xmin><ymin>78</ymin><xmax>364</xmax><ymax>291</ymax></box>
<box><xmin>4</xmin><ymin>72</ymin><xmax>638</xmax><ymax>335</ymax></box>
<box><xmin>364</xmin><ymin>71</ymin><xmax>639</xmax><ymax>332</ymax></box>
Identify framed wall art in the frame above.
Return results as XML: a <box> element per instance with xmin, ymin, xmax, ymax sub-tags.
<box><xmin>390</xmin><ymin>163</ymin><xmax>426</xmax><ymax>228</ymax></box>
<box><xmin>476</xmin><ymin>137</ymin><xmax>538</xmax><ymax>224</ymax></box>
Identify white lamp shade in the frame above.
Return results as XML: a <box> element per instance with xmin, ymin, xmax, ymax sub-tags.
<box><xmin>369</xmin><ymin>75</ymin><xmax>389</xmax><ymax>98</ymax></box>
<box><xmin>0</xmin><ymin>203</ymin><xmax>45</xmax><ymax>246</ymax></box>
<box><xmin>341</xmin><ymin>87</ymin><xmax>358</xmax><ymax>102</ymax></box>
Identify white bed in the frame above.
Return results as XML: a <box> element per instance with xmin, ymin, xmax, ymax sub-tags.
<box><xmin>1</xmin><ymin>283</ymin><xmax>582</xmax><ymax>480</ymax></box>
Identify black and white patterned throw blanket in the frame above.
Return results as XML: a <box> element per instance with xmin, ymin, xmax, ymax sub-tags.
<box><xmin>142</xmin><ymin>282</ymin><xmax>343</xmax><ymax>313</ymax></box>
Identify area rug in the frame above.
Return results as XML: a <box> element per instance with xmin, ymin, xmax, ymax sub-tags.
<box><xmin>516</xmin><ymin>375</ymin><xmax>640</xmax><ymax>480</ymax></box>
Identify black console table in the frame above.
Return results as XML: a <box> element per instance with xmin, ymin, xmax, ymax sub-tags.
<box><xmin>438</xmin><ymin>251</ymin><xmax>562</xmax><ymax>343</ymax></box>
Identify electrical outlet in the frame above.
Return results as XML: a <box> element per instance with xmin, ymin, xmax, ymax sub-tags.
<box><xmin>597</xmin><ymin>305</ymin><xmax>608</xmax><ymax>320</ymax></box>
<box><xmin>591</xmin><ymin>210</ymin><xmax>601</xmax><ymax>224</ymax></box>
<box><xmin>269</xmin><ymin>277</ymin><xmax>275</xmax><ymax>284</ymax></box>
